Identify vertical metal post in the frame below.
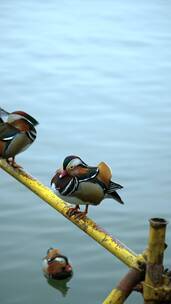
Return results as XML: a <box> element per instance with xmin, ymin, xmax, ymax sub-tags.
<box><xmin>143</xmin><ymin>218</ymin><xmax>168</xmax><ymax>303</ymax></box>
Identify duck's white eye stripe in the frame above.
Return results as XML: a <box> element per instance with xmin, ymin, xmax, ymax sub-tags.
<box><xmin>54</xmin><ymin>257</ymin><xmax>65</xmax><ymax>263</ymax></box>
<box><xmin>8</xmin><ymin>114</ymin><xmax>23</xmax><ymax>122</ymax></box>
<box><xmin>68</xmin><ymin>158</ymin><xmax>82</xmax><ymax>168</ymax></box>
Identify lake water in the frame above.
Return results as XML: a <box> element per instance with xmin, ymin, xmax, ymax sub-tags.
<box><xmin>0</xmin><ymin>1</ymin><xmax>171</xmax><ymax>303</ymax></box>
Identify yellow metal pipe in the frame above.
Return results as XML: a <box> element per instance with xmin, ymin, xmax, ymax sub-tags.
<box><xmin>144</xmin><ymin>218</ymin><xmax>168</xmax><ymax>303</ymax></box>
<box><xmin>103</xmin><ymin>268</ymin><xmax>144</xmax><ymax>304</ymax></box>
<box><xmin>0</xmin><ymin>159</ymin><xmax>144</xmax><ymax>270</ymax></box>
<box><xmin>103</xmin><ymin>288</ymin><xmax>126</xmax><ymax>304</ymax></box>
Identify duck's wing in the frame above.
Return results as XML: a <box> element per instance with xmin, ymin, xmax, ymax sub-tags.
<box><xmin>77</xmin><ymin>166</ymin><xmax>99</xmax><ymax>182</ymax></box>
<box><xmin>108</xmin><ymin>180</ymin><xmax>123</xmax><ymax>190</ymax></box>
<box><xmin>97</xmin><ymin>162</ymin><xmax>124</xmax><ymax>204</ymax></box>
<box><xmin>107</xmin><ymin>180</ymin><xmax>124</xmax><ymax>204</ymax></box>
<box><xmin>108</xmin><ymin>190</ymin><xmax>124</xmax><ymax>204</ymax></box>
<box><xmin>0</xmin><ymin>123</ymin><xmax>19</xmax><ymax>141</ymax></box>
<box><xmin>97</xmin><ymin>162</ymin><xmax>112</xmax><ymax>187</ymax></box>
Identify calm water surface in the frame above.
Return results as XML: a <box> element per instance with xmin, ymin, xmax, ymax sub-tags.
<box><xmin>0</xmin><ymin>1</ymin><xmax>171</xmax><ymax>303</ymax></box>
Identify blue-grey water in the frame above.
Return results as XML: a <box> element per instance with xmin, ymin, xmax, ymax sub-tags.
<box><xmin>0</xmin><ymin>1</ymin><xmax>171</xmax><ymax>303</ymax></box>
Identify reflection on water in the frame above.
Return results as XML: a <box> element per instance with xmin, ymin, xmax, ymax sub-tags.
<box><xmin>0</xmin><ymin>0</ymin><xmax>171</xmax><ymax>303</ymax></box>
<box><xmin>46</xmin><ymin>277</ymin><xmax>72</xmax><ymax>297</ymax></box>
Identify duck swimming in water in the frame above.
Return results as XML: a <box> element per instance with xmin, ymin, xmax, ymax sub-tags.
<box><xmin>42</xmin><ymin>248</ymin><xmax>73</xmax><ymax>280</ymax></box>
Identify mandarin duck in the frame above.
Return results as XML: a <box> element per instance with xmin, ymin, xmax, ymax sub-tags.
<box><xmin>42</xmin><ymin>248</ymin><xmax>73</xmax><ymax>280</ymax></box>
<box><xmin>51</xmin><ymin>155</ymin><xmax>124</xmax><ymax>219</ymax></box>
<box><xmin>0</xmin><ymin>108</ymin><xmax>38</xmax><ymax>167</ymax></box>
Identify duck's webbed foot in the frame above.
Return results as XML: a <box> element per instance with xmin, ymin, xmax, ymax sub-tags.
<box><xmin>7</xmin><ymin>157</ymin><xmax>22</xmax><ymax>169</ymax></box>
<box><xmin>67</xmin><ymin>205</ymin><xmax>80</xmax><ymax>217</ymax></box>
<box><xmin>67</xmin><ymin>205</ymin><xmax>89</xmax><ymax>219</ymax></box>
<box><xmin>74</xmin><ymin>210</ymin><xmax>88</xmax><ymax>219</ymax></box>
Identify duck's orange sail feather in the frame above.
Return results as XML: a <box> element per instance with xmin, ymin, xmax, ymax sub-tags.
<box><xmin>97</xmin><ymin>162</ymin><xmax>112</xmax><ymax>187</ymax></box>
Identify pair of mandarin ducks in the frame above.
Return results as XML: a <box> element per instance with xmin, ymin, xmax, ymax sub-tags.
<box><xmin>0</xmin><ymin>107</ymin><xmax>124</xmax><ymax>218</ymax></box>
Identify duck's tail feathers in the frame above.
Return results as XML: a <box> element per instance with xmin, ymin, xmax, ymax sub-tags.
<box><xmin>108</xmin><ymin>181</ymin><xmax>123</xmax><ymax>191</ymax></box>
<box><xmin>110</xmin><ymin>191</ymin><xmax>124</xmax><ymax>204</ymax></box>
<box><xmin>0</xmin><ymin>108</ymin><xmax>9</xmax><ymax>115</ymax></box>
<box><xmin>107</xmin><ymin>181</ymin><xmax>124</xmax><ymax>204</ymax></box>
<box><xmin>0</xmin><ymin>108</ymin><xmax>9</xmax><ymax>122</ymax></box>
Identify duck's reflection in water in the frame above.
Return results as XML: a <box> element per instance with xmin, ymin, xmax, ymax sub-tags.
<box><xmin>46</xmin><ymin>276</ymin><xmax>73</xmax><ymax>297</ymax></box>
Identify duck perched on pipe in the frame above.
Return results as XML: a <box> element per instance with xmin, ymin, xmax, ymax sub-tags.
<box><xmin>51</xmin><ymin>155</ymin><xmax>124</xmax><ymax>219</ymax></box>
<box><xmin>0</xmin><ymin>108</ymin><xmax>38</xmax><ymax>167</ymax></box>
